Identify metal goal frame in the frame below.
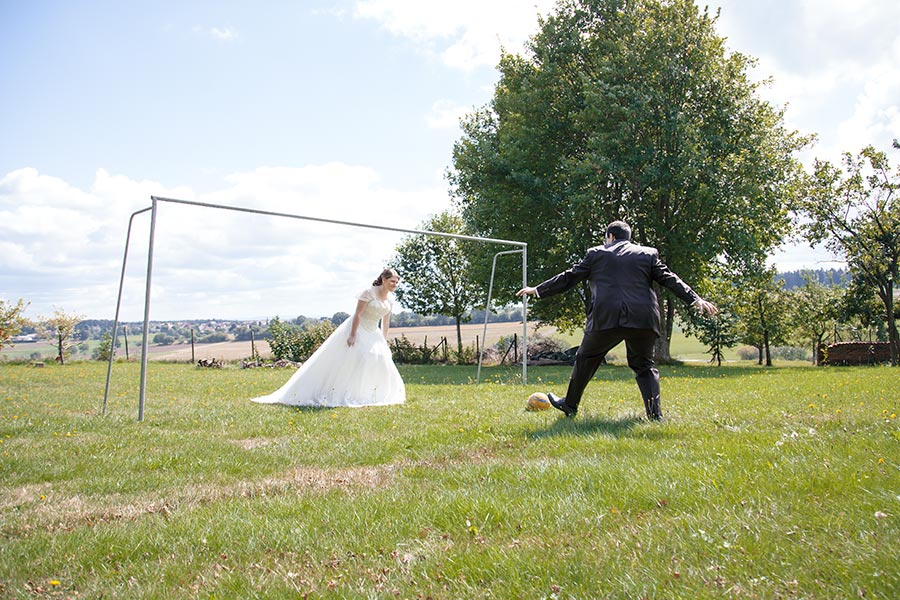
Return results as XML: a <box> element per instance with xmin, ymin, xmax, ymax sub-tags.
<box><xmin>102</xmin><ymin>195</ymin><xmax>529</xmax><ymax>420</ymax></box>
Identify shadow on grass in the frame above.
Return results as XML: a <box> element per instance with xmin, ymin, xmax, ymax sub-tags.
<box><xmin>528</xmin><ymin>414</ymin><xmax>657</xmax><ymax>440</ymax></box>
<box><xmin>255</xmin><ymin>405</ymin><xmax>332</xmax><ymax>413</ymax></box>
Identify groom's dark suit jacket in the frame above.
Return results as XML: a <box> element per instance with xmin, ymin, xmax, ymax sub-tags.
<box><xmin>535</xmin><ymin>240</ymin><xmax>699</xmax><ymax>337</ymax></box>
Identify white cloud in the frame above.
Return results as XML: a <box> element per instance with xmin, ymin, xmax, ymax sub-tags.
<box><xmin>425</xmin><ymin>99</ymin><xmax>470</xmax><ymax>129</ymax></box>
<box><xmin>711</xmin><ymin>0</ymin><xmax>900</xmax><ymax>163</ymax></box>
<box><xmin>210</xmin><ymin>26</ymin><xmax>238</xmax><ymax>42</ymax></box>
<box><xmin>832</xmin><ymin>37</ymin><xmax>900</xmax><ymax>156</ymax></box>
<box><xmin>1</xmin><ymin>165</ymin><xmax>451</xmax><ymax>321</ymax></box>
<box><xmin>353</xmin><ymin>0</ymin><xmax>557</xmax><ymax>70</ymax></box>
<box><xmin>192</xmin><ymin>25</ymin><xmax>239</xmax><ymax>42</ymax></box>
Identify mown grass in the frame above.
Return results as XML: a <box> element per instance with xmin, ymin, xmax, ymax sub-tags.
<box><xmin>1</xmin><ymin>361</ymin><xmax>898</xmax><ymax>599</ymax></box>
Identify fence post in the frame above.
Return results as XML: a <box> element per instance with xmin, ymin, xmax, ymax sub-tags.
<box><xmin>123</xmin><ymin>325</ymin><xmax>129</xmax><ymax>360</ymax></box>
<box><xmin>514</xmin><ymin>333</ymin><xmax>518</xmax><ymax>364</ymax></box>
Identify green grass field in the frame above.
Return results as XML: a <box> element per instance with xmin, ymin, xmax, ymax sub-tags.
<box><xmin>1</xmin><ymin>361</ymin><xmax>898</xmax><ymax>598</ymax></box>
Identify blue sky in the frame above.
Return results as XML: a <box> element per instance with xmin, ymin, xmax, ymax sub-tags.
<box><xmin>2</xmin><ymin>1</ymin><xmax>899</xmax><ymax>321</ymax></box>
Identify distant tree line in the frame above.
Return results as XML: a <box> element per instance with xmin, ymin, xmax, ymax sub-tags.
<box><xmin>775</xmin><ymin>269</ymin><xmax>849</xmax><ymax>290</ymax></box>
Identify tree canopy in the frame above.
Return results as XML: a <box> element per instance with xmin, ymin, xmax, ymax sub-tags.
<box><xmin>450</xmin><ymin>0</ymin><xmax>809</xmax><ymax>358</ymax></box>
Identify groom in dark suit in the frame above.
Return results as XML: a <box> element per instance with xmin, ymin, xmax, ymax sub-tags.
<box><xmin>517</xmin><ymin>221</ymin><xmax>717</xmax><ymax>420</ymax></box>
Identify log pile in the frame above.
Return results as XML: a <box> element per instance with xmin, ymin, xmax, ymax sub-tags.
<box><xmin>527</xmin><ymin>347</ymin><xmax>579</xmax><ymax>366</ymax></box>
<box><xmin>817</xmin><ymin>342</ymin><xmax>892</xmax><ymax>366</ymax></box>
<box><xmin>240</xmin><ymin>358</ymin><xmax>302</xmax><ymax>369</ymax></box>
<box><xmin>196</xmin><ymin>358</ymin><xmax>224</xmax><ymax>368</ymax></box>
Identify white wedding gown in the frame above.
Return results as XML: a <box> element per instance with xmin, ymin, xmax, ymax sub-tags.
<box><xmin>251</xmin><ymin>288</ymin><xmax>405</xmax><ymax>407</ymax></box>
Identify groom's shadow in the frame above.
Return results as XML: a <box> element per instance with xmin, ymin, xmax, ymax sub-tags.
<box><xmin>528</xmin><ymin>414</ymin><xmax>666</xmax><ymax>440</ymax></box>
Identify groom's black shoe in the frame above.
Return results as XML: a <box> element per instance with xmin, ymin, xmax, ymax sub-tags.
<box><xmin>547</xmin><ymin>393</ymin><xmax>576</xmax><ymax>418</ymax></box>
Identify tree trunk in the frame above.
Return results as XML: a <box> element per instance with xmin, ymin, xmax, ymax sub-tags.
<box><xmin>757</xmin><ymin>345</ymin><xmax>763</xmax><ymax>365</ymax></box>
<box><xmin>653</xmin><ymin>293</ymin><xmax>674</xmax><ymax>363</ymax></box>
<box><xmin>757</xmin><ymin>295</ymin><xmax>773</xmax><ymax>367</ymax></box>
<box><xmin>880</xmin><ymin>283</ymin><xmax>899</xmax><ymax>366</ymax></box>
<box><xmin>455</xmin><ymin>315</ymin><xmax>463</xmax><ymax>360</ymax></box>
<box><xmin>57</xmin><ymin>332</ymin><xmax>65</xmax><ymax>365</ymax></box>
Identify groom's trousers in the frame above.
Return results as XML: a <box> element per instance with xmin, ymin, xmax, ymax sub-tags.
<box><xmin>564</xmin><ymin>327</ymin><xmax>660</xmax><ymax>415</ymax></box>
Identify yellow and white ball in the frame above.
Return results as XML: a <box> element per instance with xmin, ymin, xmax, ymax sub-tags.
<box><xmin>526</xmin><ymin>392</ymin><xmax>551</xmax><ymax>411</ymax></box>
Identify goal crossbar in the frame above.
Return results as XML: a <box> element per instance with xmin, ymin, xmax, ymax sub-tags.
<box><xmin>103</xmin><ymin>195</ymin><xmax>528</xmax><ymax>421</ymax></box>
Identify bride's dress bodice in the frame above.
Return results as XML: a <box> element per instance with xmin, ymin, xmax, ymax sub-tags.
<box><xmin>358</xmin><ymin>290</ymin><xmax>391</xmax><ymax>332</ymax></box>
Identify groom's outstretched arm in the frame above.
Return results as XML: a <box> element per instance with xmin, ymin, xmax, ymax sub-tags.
<box><xmin>517</xmin><ymin>250</ymin><xmax>594</xmax><ymax>300</ymax></box>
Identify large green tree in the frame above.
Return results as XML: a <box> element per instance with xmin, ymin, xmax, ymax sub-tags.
<box><xmin>450</xmin><ymin>0</ymin><xmax>809</xmax><ymax>360</ymax></box>
<box><xmin>389</xmin><ymin>211</ymin><xmax>483</xmax><ymax>359</ymax></box>
<box><xmin>798</xmin><ymin>143</ymin><xmax>900</xmax><ymax>365</ymax></box>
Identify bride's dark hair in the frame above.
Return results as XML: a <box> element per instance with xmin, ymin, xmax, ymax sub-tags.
<box><xmin>373</xmin><ymin>268</ymin><xmax>399</xmax><ymax>287</ymax></box>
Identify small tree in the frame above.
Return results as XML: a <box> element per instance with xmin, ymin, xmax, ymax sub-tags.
<box><xmin>92</xmin><ymin>331</ymin><xmax>114</xmax><ymax>361</ymax></box>
<box><xmin>840</xmin><ymin>277</ymin><xmax>888</xmax><ymax>342</ymax></box>
<box><xmin>680</xmin><ymin>276</ymin><xmax>739</xmax><ymax>366</ymax></box>
<box><xmin>799</xmin><ymin>143</ymin><xmax>900</xmax><ymax>364</ymax></box>
<box><xmin>788</xmin><ymin>274</ymin><xmax>843</xmax><ymax>364</ymax></box>
<box><xmin>733</xmin><ymin>266</ymin><xmax>790</xmax><ymax>366</ymax></box>
<box><xmin>0</xmin><ymin>298</ymin><xmax>30</xmax><ymax>349</ymax></box>
<box><xmin>389</xmin><ymin>211</ymin><xmax>482</xmax><ymax>359</ymax></box>
<box><xmin>37</xmin><ymin>308</ymin><xmax>83</xmax><ymax>364</ymax></box>
<box><xmin>695</xmin><ymin>311</ymin><xmax>740</xmax><ymax>366</ymax></box>
<box><xmin>267</xmin><ymin>316</ymin><xmax>301</xmax><ymax>362</ymax></box>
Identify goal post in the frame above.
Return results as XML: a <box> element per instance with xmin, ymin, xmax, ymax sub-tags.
<box><xmin>103</xmin><ymin>195</ymin><xmax>529</xmax><ymax>421</ymax></box>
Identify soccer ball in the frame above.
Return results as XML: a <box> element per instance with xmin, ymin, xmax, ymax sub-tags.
<box><xmin>526</xmin><ymin>392</ymin><xmax>551</xmax><ymax>412</ymax></box>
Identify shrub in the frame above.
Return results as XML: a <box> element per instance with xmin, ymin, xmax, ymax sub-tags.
<box><xmin>92</xmin><ymin>332</ymin><xmax>113</xmax><ymax>361</ymax></box>
<box><xmin>449</xmin><ymin>342</ymin><xmax>479</xmax><ymax>365</ymax></box>
<box><xmin>296</xmin><ymin>320</ymin><xmax>336</xmax><ymax>361</ymax></box>
<box><xmin>390</xmin><ymin>336</ymin><xmax>430</xmax><ymax>364</ymax></box>
<box><xmin>153</xmin><ymin>333</ymin><xmax>176</xmax><ymax>345</ymax></box>
<box><xmin>197</xmin><ymin>332</ymin><xmax>229</xmax><ymax>344</ymax></box>
<box><xmin>771</xmin><ymin>346</ymin><xmax>812</xmax><ymax>361</ymax></box>
<box><xmin>268</xmin><ymin>317</ymin><xmax>335</xmax><ymax>362</ymax></box>
<box><xmin>736</xmin><ymin>346</ymin><xmax>759</xmax><ymax>361</ymax></box>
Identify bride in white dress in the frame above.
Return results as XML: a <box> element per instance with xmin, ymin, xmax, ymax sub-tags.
<box><xmin>251</xmin><ymin>269</ymin><xmax>405</xmax><ymax>407</ymax></box>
